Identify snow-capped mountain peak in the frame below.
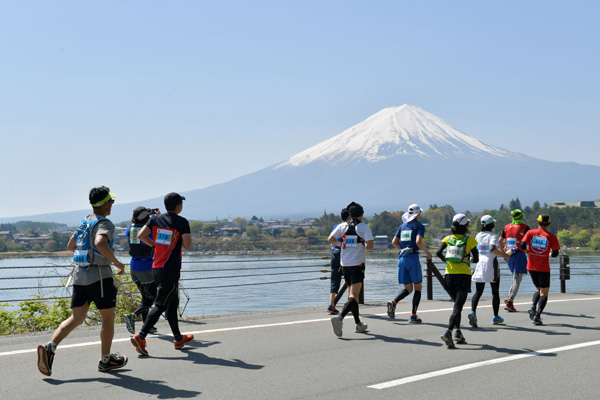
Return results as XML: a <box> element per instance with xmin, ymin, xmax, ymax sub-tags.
<box><xmin>278</xmin><ymin>104</ymin><xmax>514</xmax><ymax>167</ymax></box>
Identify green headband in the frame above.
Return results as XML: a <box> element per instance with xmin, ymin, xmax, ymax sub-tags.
<box><xmin>92</xmin><ymin>193</ymin><xmax>115</xmax><ymax>207</ymax></box>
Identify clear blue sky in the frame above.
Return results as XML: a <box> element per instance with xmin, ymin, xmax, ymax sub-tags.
<box><xmin>1</xmin><ymin>1</ymin><xmax>599</xmax><ymax>218</ymax></box>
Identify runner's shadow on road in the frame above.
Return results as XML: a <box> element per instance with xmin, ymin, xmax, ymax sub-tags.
<box><xmin>44</xmin><ymin>372</ymin><xmax>201</xmax><ymax>398</ymax></box>
<box><xmin>542</xmin><ymin>312</ymin><xmax>595</xmax><ymax>319</ymax></box>
<box><xmin>454</xmin><ymin>343</ymin><xmax>559</xmax><ymax>357</ymax></box>
<box><xmin>140</xmin><ymin>347</ymin><xmax>264</xmax><ymax>370</ymax></box>
<box><xmin>342</xmin><ymin>332</ymin><xmax>441</xmax><ymax>348</ymax></box>
<box><xmin>500</xmin><ymin>324</ymin><xmax>571</xmax><ymax>335</ymax></box>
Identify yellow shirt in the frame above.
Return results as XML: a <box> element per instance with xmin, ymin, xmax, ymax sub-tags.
<box><xmin>442</xmin><ymin>234</ymin><xmax>478</xmax><ymax>275</ymax></box>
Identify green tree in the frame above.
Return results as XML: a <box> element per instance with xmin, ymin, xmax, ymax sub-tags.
<box><xmin>557</xmin><ymin>229</ymin><xmax>573</xmax><ymax>247</ymax></box>
<box><xmin>190</xmin><ymin>220</ymin><xmax>204</xmax><ymax>235</ymax></box>
<box><xmin>246</xmin><ymin>225</ymin><xmax>261</xmax><ymax>246</ymax></box>
<box><xmin>573</xmin><ymin>230</ymin><xmax>591</xmax><ymax>247</ymax></box>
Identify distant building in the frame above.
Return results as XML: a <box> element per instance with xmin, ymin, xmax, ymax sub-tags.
<box><xmin>552</xmin><ymin>200</ymin><xmax>600</xmax><ymax>208</ymax></box>
<box><xmin>373</xmin><ymin>235</ymin><xmax>391</xmax><ymax>250</ymax></box>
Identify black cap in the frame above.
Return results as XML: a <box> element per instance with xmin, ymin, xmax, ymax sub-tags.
<box><xmin>347</xmin><ymin>201</ymin><xmax>364</xmax><ymax>218</ymax></box>
<box><xmin>164</xmin><ymin>192</ymin><xmax>186</xmax><ymax>211</ymax></box>
<box><xmin>132</xmin><ymin>207</ymin><xmax>152</xmax><ymax>223</ymax></box>
<box><xmin>537</xmin><ymin>214</ymin><xmax>551</xmax><ymax>226</ymax></box>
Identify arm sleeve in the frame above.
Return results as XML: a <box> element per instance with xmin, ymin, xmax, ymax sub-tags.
<box><xmin>551</xmin><ymin>250</ymin><xmax>559</xmax><ymax>258</ymax></box>
<box><xmin>436</xmin><ymin>241</ymin><xmax>447</xmax><ymax>262</ymax></box>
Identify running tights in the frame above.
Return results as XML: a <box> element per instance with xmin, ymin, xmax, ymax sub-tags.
<box><xmin>449</xmin><ymin>290</ymin><xmax>468</xmax><ymax>331</ymax></box>
<box><xmin>340</xmin><ymin>297</ymin><xmax>361</xmax><ymax>324</ymax></box>
<box><xmin>141</xmin><ymin>297</ymin><xmax>181</xmax><ymax>337</ymax></box>
<box><xmin>508</xmin><ymin>273</ymin><xmax>524</xmax><ymax>300</ymax></box>
<box><xmin>471</xmin><ymin>281</ymin><xmax>500</xmax><ymax>315</ymax></box>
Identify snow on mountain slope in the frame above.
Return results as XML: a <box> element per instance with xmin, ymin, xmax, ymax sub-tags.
<box><xmin>277</xmin><ymin>105</ymin><xmax>517</xmax><ymax>167</ymax></box>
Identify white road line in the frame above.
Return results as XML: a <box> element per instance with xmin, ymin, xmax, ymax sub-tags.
<box><xmin>1</xmin><ymin>296</ymin><xmax>598</xmax><ymax>358</ymax></box>
<box><xmin>369</xmin><ymin>340</ymin><xmax>600</xmax><ymax>389</ymax></box>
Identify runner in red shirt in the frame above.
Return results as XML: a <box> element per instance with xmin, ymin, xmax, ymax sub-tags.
<box><xmin>520</xmin><ymin>214</ymin><xmax>560</xmax><ymax>326</ymax></box>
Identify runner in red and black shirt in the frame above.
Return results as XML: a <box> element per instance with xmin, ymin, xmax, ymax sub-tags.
<box><xmin>130</xmin><ymin>192</ymin><xmax>193</xmax><ymax>356</ymax></box>
<box><xmin>520</xmin><ymin>214</ymin><xmax>560</xmax><ymax>326</ymax></box>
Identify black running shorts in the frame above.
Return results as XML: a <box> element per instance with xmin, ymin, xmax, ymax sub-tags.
<box><xmin>343</xmin><ymin>264</ymin><xmax>365</xmax><ymax>285</ymax></box>
<box><xmin>71</xmin><ymin>278</ymin><xmax>118</xmax><ymax>309</ymax></box>
<box><xmin>529</xmin><ymin>270</ymin><xmax>551</xmax><ymax>288</ymax></box>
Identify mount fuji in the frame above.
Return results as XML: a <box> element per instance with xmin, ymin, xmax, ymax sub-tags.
<box><xmin>6</xmin><ymin>105</ymin><xmax>600</xmax><ymax>224</ymax></box>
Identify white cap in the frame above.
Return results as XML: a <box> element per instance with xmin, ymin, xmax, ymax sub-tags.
<box><xmin>402</xmin><ymin>204</ymin><xmax>422</xmax><ymax>223</ymax></box>
<box><xmin>480</xmin><ymin>215</ymin><xmax>496</xmax><ymax>226</ymax></box>
<box><xmin>453</xmin><ymin>213</ymin><xmax>471</xmax><ymax>226</ymax></box>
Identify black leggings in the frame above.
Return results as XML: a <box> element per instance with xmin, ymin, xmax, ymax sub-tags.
<box><xmin>133</xmin><ymin>280</ymin><xmax>158</xmax><ymax>322</ymax></box>
<box><xmin>471</xmin><ymin>280</ymin><xmax>500</xmax><ymax>315</ymax></box>
<box><xmin>445</xmin><ymin>274</ymin><xmax>471</xmax><ymax>331</ymax></box>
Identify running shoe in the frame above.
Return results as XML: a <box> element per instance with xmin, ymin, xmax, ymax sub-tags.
<box><xmin>355</xmin><ymin>322</ymin><xmax>368</xmax><ymax>333</ymax></box>
<box><xmin>98</xmin><ymin>353</ymin><xmax>128</xmax><ymax>372</ymax></box>
<box><xmin>131</xmin><ymin>334</ymin><xmax>148</xmax><ymax>356</ymax></box>
<box><xmin>331</xmin><ymin>315</ymin><xmax>343</xmax><ymax>337</ymax></box>
<box><xmin>123</xmin><ymin>313</ymin><xmax>136</xmax><ymax>334</ymax></box>
<box><xmin>174</xmin><ymin>334</ymin><xmax>194</xmax><ymax>350</ymax></box>
<box><xmin>37</xmin><ymin>343</ymin><xmax>54</xmax><ymax>376</ymax></box>
<box><xmin>386</xmin><ymin>301</ymin><xmax>396</xmax><ymax>319</ymax></box>
<box><xmin>528</xmin><ymin>307</ymin><xmax>536</xmax><ymax>321</ymax></box>
<box><xmin>148</xmin><ymin>326</ymin><xmax>158</xmax><ymax>334</ymax></box>
<box><xmin>532</xmin><ymin>315</ymin><xmax>543</xmax><ymax>326</ymax></box>
<box><xmin>441</xmin><ymin>330</ymin><xmax>455</xmax><ymax>348</ymax></box>
<box><xmin>408</xmin><ymin>315</ymin><xmax>422</xmax><ymax>324</ymax></box>
<box><xmin>454</xmin><ymin>330</ymin><xmax>466</xmax><ymax>344</ymax></box>
<box><xmin>327</xmin><ymin>305</ymin><xmax>339</xmax><ymax>315</ymax></box>
<box><xmin>504</xmin><ymin>300</ymin><xmax>517</xmax><ymax>312</ymax></box>
<box><xmin>492</xmin><ymin>315</ymin><xmax>504</xmax><ymax>325</ymax></box>
<box><xmin>468</xmin><ymin>311</ymin><xmax>478</xmax><ymax>328</ymax></box>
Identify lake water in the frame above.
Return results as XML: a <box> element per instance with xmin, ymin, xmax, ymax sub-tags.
<box><xmin>1</xmin><ymin>252</ymin><xmax>599</xmax><ymax>317</ymax></box>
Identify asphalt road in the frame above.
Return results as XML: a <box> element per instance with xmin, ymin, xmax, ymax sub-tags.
<box><xmin>2</xmin><ymin>291</ymin><xmax>599</xmax><ymax>399</ymax></box>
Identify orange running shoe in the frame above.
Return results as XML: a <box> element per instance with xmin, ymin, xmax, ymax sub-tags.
<box><xmin>174</xmin><ymin>334</ymin><xmax>194</xmax><ymax>350</ymax></box>
<box><xmin>131</xmin><ymin>334</ymin><xmax>148</xmax><ymax>356</ymax></box>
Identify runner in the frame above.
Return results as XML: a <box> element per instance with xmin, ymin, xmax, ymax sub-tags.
<box><xmin>436</xmin><ymin>214</ymin><xmax>479</xmax><ymax>348</ymax></box>
<box><xmin>498</xmin><ymin>209</ymin><xmax>530</xmax><ymax>312</ymax></box>
<box><xmin>328</xmin><ymin>202</ymin><xmax>374</xmax><ymax>337</ymax></box>
<box><xmin>520</xmin><ymin>214</ymin><xmax>560</xmax><ymax>325</ymax></box>
<box><xmin>327</xmin><ymin>208</ymin><xmax>351</xmax><ymax>315</ymax></box>
<box><xmin>123</xmin><ymin>206</ymin><xmax>159</xmax><ymax>335</ymax></box>
<box><xmin>130</xmin><ymin>192</ymin><xmax>193</xmax><ymax>356</ymax></box>
<box><xmin>37</xmin><ymin>186</ymin><xmax>127</xmax><ymax>376</ymax></box>
<box><xmin>469</xmin><ymin>215</ymin><xmax>509</xmax><ymax>328</ymax></box>
<box><xmin>386</xmin><ymin>204</ymin><xmax>432</xmax><ymax>323</ymax></box>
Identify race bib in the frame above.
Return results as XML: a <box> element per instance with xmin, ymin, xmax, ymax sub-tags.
<box><xmin>477</xmin><ymin>244</ymin><xmax>490</xmax><ymax>254</ymax></box>
<box><xmin>129</xmin><ymin>226</ymin><xmax>141</xmax><ymax>244</ymax></box>
<box><xmin>156</xmin><ymin>229</ymin><xmax>174</xmax><ymax>246</ymax></box>
<box><xmin>344</xmin><ymin>235</ymin><xmax>358</xmax><ymax>249</ymax></box>
<box><xmin>446</xmin><ymin>245</ymin><xmax>464</xmax><ymax>261</ymax></box>
<box><xmin>531</xmin><ymin>236</ymin><xmax>548</xmax><ymax>251</ymax></box>
<box><xmin>400</xmin><ymin>230</ymin><xmax>412</xmax><ymax>242</ymax></box>
<box><xmin>506</xmin><ymin>238</ymin><xmax>517</xmax><ymax>250</ymax></box>
<box><xmin>73</xmin><ymin>249</ymin><xmax>90</xmax><ymax>266</ymax></box>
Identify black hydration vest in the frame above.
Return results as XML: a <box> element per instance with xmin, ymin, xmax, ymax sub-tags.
<box><xmin>342</xmin><ymin>219</ymin><xmax>365</xmax><ymax>249</ymax></box>
<box><xmin>128</xmin><ymin>223</ymin><xmax>154</xmax><ymax>258</ymax></box>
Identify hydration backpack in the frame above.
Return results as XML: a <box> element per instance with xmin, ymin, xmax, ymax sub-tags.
<box><xmin>342</xmin><ymin>220</ymin><xmax>365</xmax><ymax>249</ymax></box>
<box><xmin>72</xmin><ymin>216</ymin><xmax>105</xmax><ymax>267</ymax></box>
<box><xmin>445</xmin><ymin>235</ymin><xmax>469</xmax><ymax>263</ymax></box>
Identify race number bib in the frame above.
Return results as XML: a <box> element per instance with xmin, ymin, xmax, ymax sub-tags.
<box><xmin>446</xmin><ymin>246</ymin><xmax>464</xmax><ymax>261</ymax></box>
<box><xmin>344</xmin><ymin>235</ymin><xmax>358</xmax><ymax>249</ymax></box>
<box><xmin>506</xmin><ymin>238</ymin><xmax>517</xmax><ymax>250</ymax></box>
<box><xmin>477</xmin><ymin>244</ymin><xmax>490</xmax><ymax>254</ymax></box>
<box><xmin>156</xmin><ymin>229</ymin><xmax>174</xmax><ymax>246</ymax></box>
<box><xmin>129</xmin><ymin>226</ymin><xmax>141</xmax><ymax>244</ymax></box>
<box><xmin>400</xmin><ymin>230</ymin><xmax>412</xmax><ymax>242</ymax></box>
<box><xmin>531</xmin><ymin>236</ymin><xmax>548</xmax><ymax>251</ymax></box>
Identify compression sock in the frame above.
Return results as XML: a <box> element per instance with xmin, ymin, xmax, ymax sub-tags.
<box><xmin>394</xmin><ymin>289</ymin><xmax>410</xmax><ymax>304</ymax></box>
<box><xmin>351</xmin><ymin>299</ymin><xmax>361</xmax><ymax>324</ymax></box>
<box><xmin>537</xmin><ymin>295</ymin><xmax>548</xmax><ymax>315</ymax></box>
<box><xmin>412</xmin><ymin>290</ymin><xmax>421</xmax><ymax>314</ymax></box>
<box><xmin>340</xmin><ymin>297</ymin><xmax>357</xmax><ymax>320</ymax></box>
<box><xmin>532</xmin><ymin>291</ymin><xmax>541</xmax><ymax>309</ymax></box>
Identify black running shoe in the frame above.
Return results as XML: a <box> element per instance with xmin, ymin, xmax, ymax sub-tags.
<box><xmin>37</xmin><ymin>343</ymin><xmax>54</xmax><ymax>376</ymax></box>
<box><xmin>98</xmin><ymin>353</ymin><xmax>128</xmax><ymax>372</ymax></box>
